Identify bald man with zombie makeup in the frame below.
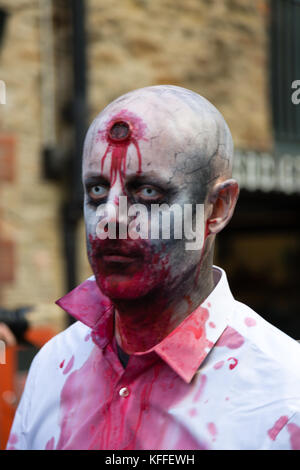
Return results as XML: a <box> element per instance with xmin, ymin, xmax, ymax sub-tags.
<box><xmin>7</xmin><ymin>86</ymin><xmax>300</xmax><ymax>450</ymax></box>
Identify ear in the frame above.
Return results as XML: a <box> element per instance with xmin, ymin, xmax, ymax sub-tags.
<box><xmin>207</xmin><ymin>179</ymin><xmax>239</xmax><ymax>235</ymax></box>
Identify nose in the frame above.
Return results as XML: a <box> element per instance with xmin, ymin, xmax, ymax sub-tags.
<box><xmin>96</xmin><ymin>180</ymin><xmax>129</xmax><ymax>239</ymax></box>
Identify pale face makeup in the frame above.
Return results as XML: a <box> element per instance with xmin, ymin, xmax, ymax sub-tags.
<box><xmin>83</xmin><ymin>95</ymin><xmax>212</xmax><ymax>300</ymax></box>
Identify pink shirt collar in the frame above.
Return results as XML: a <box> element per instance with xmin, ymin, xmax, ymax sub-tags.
<box><xmin>56</xmin><ymin>266</ymin><xmax>235</xmax><ymax>383</ymax></box>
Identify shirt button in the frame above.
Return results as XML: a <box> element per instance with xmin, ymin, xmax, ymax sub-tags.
<box><xmin>119</xmin><ymin>387</ymin><xmax>130</xmax><ymax>398</ymax></box>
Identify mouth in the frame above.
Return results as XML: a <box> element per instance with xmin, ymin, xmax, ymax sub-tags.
<box><xmin>102</xmin><ymin>254</ymin><xmax>138</xmax><ymax>264</ymax></box>
<box><xmin>89</xmin><ymin>238</ymin><xmax>148</xmax><ymax>274</ymax></box>
<box><xmin>94</xmin><ymin>245</ymin><xmax>144</xmax><ymax>270</ymax></box>
<box><xmin>97</xmin><ymin>251</ymin><xmax>144</xmax><ymax>275</ymax></box>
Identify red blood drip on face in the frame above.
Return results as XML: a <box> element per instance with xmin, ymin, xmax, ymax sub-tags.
<box><xmin>97</xmin><ymin>111</ymin><xmax>147</xmax><ymax>190</ymax></box>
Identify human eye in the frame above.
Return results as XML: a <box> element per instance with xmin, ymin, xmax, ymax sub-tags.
<box><xmin>135</xmin><ymin>186</ymin><xmax>164</xmax><ymax>202</ymax></box>
<box><xmin>87</xmin><ymin>185</ymin><xmax>108</xmax><ymax>202</ymax></box>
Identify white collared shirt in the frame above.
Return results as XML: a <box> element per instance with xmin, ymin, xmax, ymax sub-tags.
<box><xmin>6</xmin><ymin>266</ymin><xmax>300</xmax><ymax>450</ymax></box>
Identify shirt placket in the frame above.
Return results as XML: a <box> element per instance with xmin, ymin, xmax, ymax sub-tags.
<box><xmin>101</xmin><ymin>344</ymin><xmax>159</xmax><ymax>450</ymax></box>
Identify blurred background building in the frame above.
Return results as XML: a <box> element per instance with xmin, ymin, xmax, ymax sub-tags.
<box><xmin>0</xmin><ymin>0</ymin><xmax>299</xmax><ymax>447</ymax></box>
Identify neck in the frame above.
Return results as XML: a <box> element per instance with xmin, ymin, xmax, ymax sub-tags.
<box><xmin>114</xmin><ymin>248</ymin><xmax>215</xmax><ymax>354</ymax></box>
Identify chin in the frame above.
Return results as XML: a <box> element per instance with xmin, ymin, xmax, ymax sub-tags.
<box><xmin>95</xmin><ymin>272</ymin><xmax>155</xmax><ymax>300</ymax></box>
<box><xmin>89</xmin><ymin>246</ymin><xmax>171</xmax><ymax>301</ymax></box>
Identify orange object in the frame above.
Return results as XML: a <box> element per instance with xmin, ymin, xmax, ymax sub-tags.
<box><xmin>0</xmin><ymin>327</ymin><xmax>56</xmax><ymax>449</ymax></box>
<box><xmin>0</xmin><ymin>346</ymin><xmax>17</xmax><ymax>450</ymax></box>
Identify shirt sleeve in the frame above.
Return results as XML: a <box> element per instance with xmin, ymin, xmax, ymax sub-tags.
<box><xmin>269</xmin><ymin>411</ymin><xmax>300</xmax><ymax>450</ymax></box>
<box><xmin>6</xmin><ymin>352</ymin><xmax>40</xmax><ymax>450</ymax></box>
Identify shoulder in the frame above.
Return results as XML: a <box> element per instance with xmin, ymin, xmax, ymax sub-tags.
<box><xmin>211</xmin><ymin>299</ymin><xmax>300</xmax><ymax>446</ymax></box>
<box><xmin>233</xmin><ymin>300</ymin><xmax>300</xmax><ymax>357</ymax></box>
<box><xmin>31</xmin><ymin>321</ymin><xmax>93</xmax><ymax>373</ymax></box>
<box><xmin>21</xmin><ymin>322</ymin><xmax>94</xmax><ymax>418</ymax></box>
<box><xmin>7</xmin><ymin>322</ymin><xmax>94</xmax><ymax>449</ymax></box>
<box><xmin>230</xmin><ymin>300</ymin><xmax>300</xmax><ymax>391</ymax></box>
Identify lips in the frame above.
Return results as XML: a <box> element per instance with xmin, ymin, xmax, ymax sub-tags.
<box><xmin>91</xmin><ymin>240</ymin><xmax>145</xmax><ymax>267</ymax></box>
<box><xmin>97</xmin><ymin>246</ymin><xmax>143</xmax><ymax>259</ymax></box>
<box><xmin>102</xmin><ymin>254</ymin><xmax>137</xmax><ymax>264</ymax></box>
<box><xmin>98</xmin><ymin>250</ymin><xmax>144</xmax><ymax>276</ymax></box>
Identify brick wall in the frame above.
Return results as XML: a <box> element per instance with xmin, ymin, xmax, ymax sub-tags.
<box><xmin>0</xmin><ymin>136</ymin><xmax>16</xmax><ymax>296</ymax></box>
<box><xmin>87</xmin><ymin>0</ymin><xmax>273</xmax><ymax>151</ymax></box>
<box><xmin>0</xmin><ymin>0</ymin><xmax>64</xmax><ymax>308</ymax></box>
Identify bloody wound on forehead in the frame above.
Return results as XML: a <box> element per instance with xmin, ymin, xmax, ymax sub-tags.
<box><xmin>108</xmin><ymin>121</ymin><xmax>132</xmax><ymax>142</ymax></box>
<box><xmin>100</xmin><ymin>117</ymin><xmax>143</xmax><ymax>189</ymax></box>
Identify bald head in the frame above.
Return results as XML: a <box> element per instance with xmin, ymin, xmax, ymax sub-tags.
<box><xmin>83</xmin><ymin>85</ymin><xmax>234</xmax><ymax>199</ymax></box>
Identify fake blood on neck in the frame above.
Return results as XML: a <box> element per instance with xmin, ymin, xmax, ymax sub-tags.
<box><xmin>88</xmin><ymin>235</ymin><xmax>174</xmax><ymax>353</ymax></box>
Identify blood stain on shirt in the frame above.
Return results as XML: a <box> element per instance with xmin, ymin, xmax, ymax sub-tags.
<box><xmin>59</xmin><ymin>360</ymin><xmax>65</xmax><ymax>369</ymax></box>
<box><xmin>227</xmin><ymin>357</ymin><xmax>238</xmax><ymax>370</ymax></box>
<box><xmin>245</xmin><ymin>317</ymin><xmax>256</xmax><ymax>327</ymax></box>
<box><xmin>193</xmin><ymin>374</ymin><xmax>207</xmax><ymax>402</ymax></box>
<box><xmin>287</xmin><ymin>422</ymin><xmax>300</xmax><ymax>450</ymax></box>
<box><xmin>207</xmin><ymin>422</ymin><xmax>217</xmax><ymax>441</ymax></box>
<box><xmin>208</xmin><ymin>321</ymin><xmax>216</xmax><ymax>328</ymax></box>
<box><xmin>7</xmin><ymin>433</ymin><xmax>18</xmax><ymax>445</ymax></box>
<box><xmin>267</xmin><ymin>416</ymin><xmax>289</xmax><ymax>441</ymax></box>
<box><xmin>55</xmin><ymin>346</ymin><xmax>207</xmax><ymax>450</ymax></box>
<box><xmin>45</xmin><ymin>437</ymin><xmax>55</xmax><ymax>450</ymax></box>
<box><xmin>213</xmin><ymin>361</ymin><xmax>224</xmax><ymax>370</ymax></box>
<box><xmin>85</xmin><ymin>333</ymin><xmax>91</xmax><ymax>342</ymax></box>
<box><xmin>63</xmin><ymin>355</ymin><xmax>75</xmax><ymax>375</ymax></box>
<box><xmin>215</xmin><ymin>326</ymin><xmax>244</xmax><ymax>349</ymax></box>
<box><xmin>189</xmin><ymin>408</ymin><xmax>197</xmax><ymax>417</ymax></box>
